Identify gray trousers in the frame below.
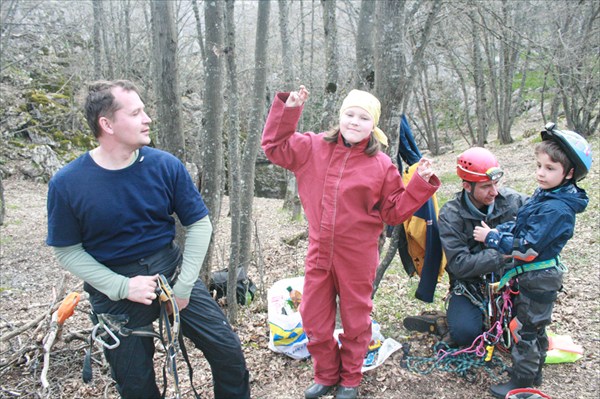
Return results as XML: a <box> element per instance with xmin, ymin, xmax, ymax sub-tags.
<box><xmin>511</xmin><ymin>267</ymin><xmax>564</xmax><ymax>379</ymax></box>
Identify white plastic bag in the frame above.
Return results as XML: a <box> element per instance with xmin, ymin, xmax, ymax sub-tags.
<box><xmin>267</xmin><ymin>276</ymin><xmax>310</xmax><ymax>360</ymax></box>
<box><xmin>333</xmin><ymin>320</ymin><xmax>402</xmax><ymax>372</ymax></box>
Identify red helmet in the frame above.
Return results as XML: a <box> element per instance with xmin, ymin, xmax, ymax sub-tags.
<box><xmin>457</xmin><ymin>147</ymin><xmax>504</xmax><ymax>182</ymax></box>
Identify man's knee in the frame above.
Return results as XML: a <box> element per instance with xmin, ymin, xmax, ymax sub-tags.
<box><xmin>449</xmin><ymin>322</ymin><xmax>481</xmax><ymax>346</ymax></box>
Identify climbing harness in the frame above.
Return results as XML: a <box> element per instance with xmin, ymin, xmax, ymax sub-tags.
<box><xmin>498</xmin><ymin>257</ymin><xmax>564</xmax><ymax>288</ymax></box>
<box><xmin>403</xmin><ymin>282</ymin><xmax>518</xmax><ymax>381</ymax></box>
<box><xmin>83</xmin><ymin>274</ymin><xmax>201</xmax><ymax>399</ymax></box>
<box><xmin>452</xmin><ymin>280</ymin><xmax>490</xmax><ymax>329</ymax></box>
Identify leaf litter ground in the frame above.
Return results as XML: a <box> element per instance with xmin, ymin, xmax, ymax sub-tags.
<box><xmin>1</xmin><ymin>133</ymin><xmax>598</xmax><ymax>398</ymax></box>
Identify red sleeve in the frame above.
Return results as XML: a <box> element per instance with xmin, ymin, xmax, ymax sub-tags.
<box><xmin>380</xmin><ymin>166</ymin><xmax>441</xmax><ymax>226</ymax></box>
<box><xmin>261</xmin><ymin>92</ymin><xmax>313</xmax><ymax>172</ymax></box>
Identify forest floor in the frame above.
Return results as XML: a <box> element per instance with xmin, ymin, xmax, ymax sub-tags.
<box><xmin>1</xmin><ymin>126</ymin><xmax>598</xmax><ymax>399</ymax></box>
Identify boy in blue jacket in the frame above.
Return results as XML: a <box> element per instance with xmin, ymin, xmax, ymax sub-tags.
<box><xmin>473</xmin><ymin>123</ymin><xmax>592</xmax><ymax>398</ymax></box>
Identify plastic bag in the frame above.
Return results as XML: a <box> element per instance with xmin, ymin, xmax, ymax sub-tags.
<box><xmin>334</xmin><ymin>320</ymin><xmax>403</xmax><ymax>372</ymax></box>
<box><xmin>545</xmin><ymin>332</ymin><xmax>583</xmax><ymax>364</ymax></box>
<box><xmin>267</xmin><ymin>276</ymin><xmax>310</xmax><ymax>360</ymax></box>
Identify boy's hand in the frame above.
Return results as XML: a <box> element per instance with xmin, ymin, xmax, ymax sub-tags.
<box><xmin>473</xmin><ymin>221</ymin><xmax>493</xmax><ymax>243</ymax></box>
<box><xmin>286</xmin><ymin>85</ymin><xmax>309</xmax><ymax>107</ymax></box>
<box><xmin>416</xmin><ymin>157</ymin><xmax>434</xmax><ymax>182</ymax></box>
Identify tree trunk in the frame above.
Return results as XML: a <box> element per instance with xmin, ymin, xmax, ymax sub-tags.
<box><xmin>150</xmin><ymin>0</ymin><xmax>185</xmax><ymax>161</ymax></box>
<box><xmin>191</xmin><ymin>0</ymin><xmax>206</xmax><ymax>71</ymax></box>
<box><xmin>100</xmin><ymin>0</ymin><xmax>114</xmax><ymax>79</ymax></box>
<box><xmin>320</xmin><ymin>0</ymin><xmax>339</xmax><ymax>129</ymax></box>
<box><xmin>238</xmin><ymin>0</ymin><xmax>271</xmax><ymax>281</ymax></box>
<box><xmin>374</xmin><ymin>0</ymin><xmax>440</xmax><ymax>152</ymax></box>
<box><xmin>224</xmin><ymin>0</ymin><xmax>241</xmax><ymax>323</ymax></box>
<box><xmin>469</xmin><ymin>10</ymin><xmax>488</xmax><ymax>146</ymax></box>
<box><xmin>123</xmin><ymin>0</ymin><xmax>132</xmax><ymax>77</ymax></box>
<box><xmin>374</xmin><ymin>0</ymin><xmax>405</xmax><ymax>150</ymax></box>
<box><xmin>278</xmin><ymin>0</ymin><xmax>302</xmax><ymax>220</ymax></box>
<box><xmin>355</xmin><ymin>0</ymin><xmax>375</xmax><ymax>90</ymax></box>
<box><xmin>199</xmin><ymin>0</ymin><xmax>225</xmax><ymax>283</ymax></box>
<box><xmin>0</xmin><ymin>174</ymin><xmax>4</xmax><ymax>226</ymax></box>
<box><xmin>92</xmin><ymin>0</ymin><xmax>102</xmax><ymax>79</ymax></box>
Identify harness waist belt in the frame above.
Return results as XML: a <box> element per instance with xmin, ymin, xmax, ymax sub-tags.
<box><xmin>498</xmin><ymin>257</ymin><xmax>560</xmax><ymax>288</ymax></box>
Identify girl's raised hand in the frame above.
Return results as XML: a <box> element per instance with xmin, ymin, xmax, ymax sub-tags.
<box><xmin>286</xmin><ymin>85</ymin><xmax>309</xmax><ymax>107</ymax></box>
<box><xmin>416</xmin><ymin>157</ymin><xmax>434</xmax><ymax>182</ymax></box>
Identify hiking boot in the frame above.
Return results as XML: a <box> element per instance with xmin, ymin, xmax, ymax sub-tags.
<box><xmin>403</xmin><ymin>311</ymin><xmax>446</xmax><ymax>336</ymax></box>
<box><xmin>439</xmin><ymin>331</ymin><xmax>459</xmax><ymax>348</ymax></box>
<box><xmin>533</xmin><ymin>367</ymin><xmax>542</xmax><ymax>387</ymax></box>
<box><xmin>335</xmin><ymin>386</ymin><xmax>358</xmax><ymax>399</ymax></box>
<box><xmin>304</xmin><ymin>383</ymin><xmax>334</xmax><ymax>399</ymax></box>
<box><xmin>490</xmin><ymin>376</ymin><xmax>534</xmax><ymax>398</ymax></box>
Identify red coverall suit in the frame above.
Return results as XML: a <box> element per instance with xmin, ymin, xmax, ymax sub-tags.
<box><xmin>262</xmin><ymin>92</ymin><xmax>440</xmax><ymax>387</ymax></box>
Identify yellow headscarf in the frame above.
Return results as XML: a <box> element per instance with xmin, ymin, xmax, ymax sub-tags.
<box><xmin>339</xmin><ymin>89</ymin><xmax>388</xmax><ymax>147</ymax></box>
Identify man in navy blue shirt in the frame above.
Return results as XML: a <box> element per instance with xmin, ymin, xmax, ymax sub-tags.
<box><xmin>47</xmin><ymin>80</ymin><xmax>250</xmax><ymax>399</ymax></box>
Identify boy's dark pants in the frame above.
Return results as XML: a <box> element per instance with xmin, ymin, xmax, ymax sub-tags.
<box><xmin>86</xmin><ymin>243</ymin><xmax>251</xmax><ymax>399</ymax></box>
<box><xmin>511</xmin><ymin>267</ymin><xmax>564</xmax><ymax>379</ymax></box>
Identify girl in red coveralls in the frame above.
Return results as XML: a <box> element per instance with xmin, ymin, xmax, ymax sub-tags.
<box><xmin>261</xmin><ymin>86</ymin><xmax>440</xmax><ymax>399</ymax></box>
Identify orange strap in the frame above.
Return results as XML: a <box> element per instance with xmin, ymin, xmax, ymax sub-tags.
<box><xmin>57</xmin><ymin>292</ymin><xmax>80</xmax><ymax>324</ymax></box>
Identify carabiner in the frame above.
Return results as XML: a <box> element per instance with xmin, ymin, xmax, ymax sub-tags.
<box><xmin>91</xmin><ymin>323</ymin><xmax>121</xmax><ymax>350</ymax></box>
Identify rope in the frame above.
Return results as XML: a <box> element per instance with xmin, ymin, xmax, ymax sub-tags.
<box><xmin>403</xmin><ymin>285</ymin><xmax>517</xmax><ymax>382</ymax></box>
<box><xmin>403</xmin><ymin>342</ymin><xmax>508</xmax><ymax>383</ymax></box>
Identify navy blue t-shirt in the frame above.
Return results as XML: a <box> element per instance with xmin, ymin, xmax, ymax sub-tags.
<box><xmin>46</xmin><ymin>146</ymin><xmax>208</xmax><ymax>266</ymax></box>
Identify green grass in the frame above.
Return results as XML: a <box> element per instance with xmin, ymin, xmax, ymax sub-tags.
<box><xmin>436</xmin><ymin>171</ymin><xmax>461</xmax><ymax>208</ymax></box>
<box><xmin>372</xmin><ymin>256</ymin><xmax>449</xmax><ymax>340</ymax></box>
<box><xmin>513</xmin><ymin>69</ymin><xmax>556</xmax><ymax>101</ymax></box>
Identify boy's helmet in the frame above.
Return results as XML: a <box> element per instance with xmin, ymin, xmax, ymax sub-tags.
<box><xmin>457</xmin><ymin>147</ymin><xmax>504</xmax><ymax>182</ymax></box>
<box><xmin>541</xmin><ymin>122</ymin><xmax>592</xmax><ymax>181</ymax></box>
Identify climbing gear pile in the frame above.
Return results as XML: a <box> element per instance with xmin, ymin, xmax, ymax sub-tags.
<box><xmin>83</xmin><ymin>274</ymin><xmax>200</xmax><ymax>399</ymax></box>
<box><xmin>403</xmin><ymin>283</ymin><xmax>517</xmax><ymax>381</ymax></box>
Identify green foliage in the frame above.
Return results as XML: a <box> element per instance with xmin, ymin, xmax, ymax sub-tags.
<box><xmin>513</xmin><ymin>70</ymin><xmax>553</xmax><ymax>93</ymax></box>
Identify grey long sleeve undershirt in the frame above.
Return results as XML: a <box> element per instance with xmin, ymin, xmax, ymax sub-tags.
<box><xmin>53</xmin><ymin>217</ymin><xmax>213</xmax><ymax>301</ymax></box>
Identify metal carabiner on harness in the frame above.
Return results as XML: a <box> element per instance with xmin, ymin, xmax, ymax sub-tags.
<box><xmin>91</xmin><ymin>322</ymin><xmax>120</xmax><ymax>350</ymax></box>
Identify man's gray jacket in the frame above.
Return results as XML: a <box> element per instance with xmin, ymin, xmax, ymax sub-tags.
<box><xmin>439</xmin><ymin>187</ymin><xmax>527</xmax><ymax>283</ymax></box>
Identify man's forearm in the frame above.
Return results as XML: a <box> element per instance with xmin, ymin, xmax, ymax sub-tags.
<box><xmin>53</xmin><ymin>244</ymin><xmax>129</xmax><ymax>300</ymax></box>
<box><xmin>172</xmin><ymin>216</ymin><xmax>213</xmax><ymax>299</ymax></box>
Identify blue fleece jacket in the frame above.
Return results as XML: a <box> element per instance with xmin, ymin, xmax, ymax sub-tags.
<box><xmin>485</xmin><ymin>183</ymin><xmax>588</xmax><ymax>265</ymax></box>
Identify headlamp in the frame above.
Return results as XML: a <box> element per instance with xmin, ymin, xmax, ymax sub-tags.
<box><xmin>457</xmin><ymin>165</ymin><xmax>504</xmax><ymax>181</ymax></box>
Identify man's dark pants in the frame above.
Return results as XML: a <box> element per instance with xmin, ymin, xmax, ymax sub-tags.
<box><xmin>447</xmin><ymin>293</ymin><xmax>485</xmax><ymax>347</ymax></box>
<box><xmin>86</xmin><ymin>243</ymin><xmax>251</xmax><ymax>399</ymax></box>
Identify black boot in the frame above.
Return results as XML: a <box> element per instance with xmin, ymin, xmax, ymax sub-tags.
<box><xmin>403</xmin><ymin>311</ymin><xmax>446</xmax><ymax>335</ymax></box>
<box><xmin>304</xmin><ymin>383</ymin><xmax>334</xmax><ymax>399</ymax></box>
<box><xmin>335</xmin><ymin>386</ymin><xmax>358</xmax><ymax>399</ymax></box>
<box><xmin>490</xmin><ymin>376</ymin><xmax>534</xmax><ymax>398</ymax></box>
<box><xmin>533</xmin><ymin>364</ymin><xmax>543</xmax><ymax>387</ymax></box>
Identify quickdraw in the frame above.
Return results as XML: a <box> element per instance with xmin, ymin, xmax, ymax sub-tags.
<box><xmin>156</xmin><ymin>274</ymin><xmax>183</xmax><ymax>399</ymax></box>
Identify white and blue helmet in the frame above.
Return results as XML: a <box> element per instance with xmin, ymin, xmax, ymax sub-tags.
<box><xmin>541</xmin><ymin>122</ymin><xmax>593</xmax><ymax>181</ymax></box>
